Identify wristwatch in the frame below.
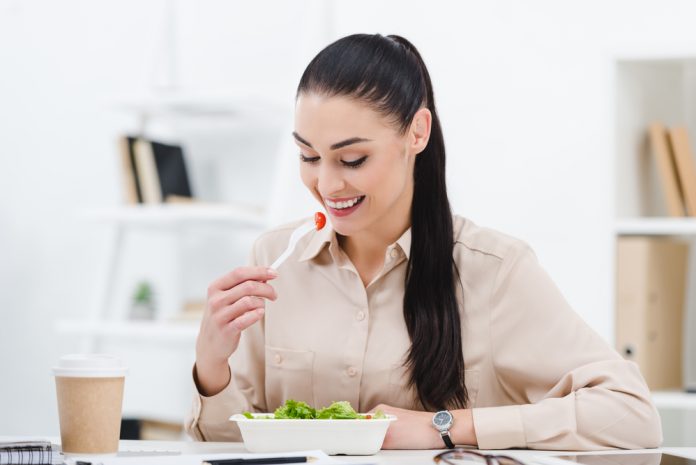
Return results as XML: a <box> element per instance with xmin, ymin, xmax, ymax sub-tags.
<box><xmin>432</xmin><ymin>410</ymin><xmax>455</xmax><ymax>448</ymax></box>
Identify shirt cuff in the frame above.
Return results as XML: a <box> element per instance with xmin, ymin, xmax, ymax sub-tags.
<box><xmin>472</xmin><ymin>405</ymin><xmax>527</xmax><ymax>450</ymax></box>
<box><xmin>188</xmin><ymin>363</ymin><xmax>239</xmax><ymax>440</ymax></box>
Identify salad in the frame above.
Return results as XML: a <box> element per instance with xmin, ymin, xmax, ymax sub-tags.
<box><xmin>242</xmin><ymin>399</ymin><xmax>386</xmax><ymax>420</ymax></box>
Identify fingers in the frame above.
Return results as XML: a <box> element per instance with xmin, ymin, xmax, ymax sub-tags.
<box><xmin>209</xmin><ymin>296</ymin><xmax>265</xmax><ymax>338</ymax></box>
<box><xmin>209</xmin><ymin>267</ymin><xmax>278</xmax><ymax>294</ymax></box>
<box><xmin>228</xmin><ymin>307</ymin><xmax>265</xmax><ymax>332</ymax></box>
<box><xmin>204</xmin><ymin>267</ymin><xmax>277</xmax><ymax>341</ymax></box>
<box><xmin>209</xmin><ymin>279</ymin><xmax>277</xmax><ymax>311</ymax></box>
<box><xmin>216</xmin><ymin>295</ymin><xmax>266</xmax><ymax>325</ymax></box>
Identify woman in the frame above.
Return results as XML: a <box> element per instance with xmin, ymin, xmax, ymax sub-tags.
<box><xmin>186</xmin><ymin>34</ymin><xmax>662</xmax><ymax>450</ymax></box>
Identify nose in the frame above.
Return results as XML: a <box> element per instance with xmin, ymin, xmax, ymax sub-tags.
<box><xmin>317</xmin><ymin>162</ymin><xmax>345</xmax><ymax>197</ymax></box>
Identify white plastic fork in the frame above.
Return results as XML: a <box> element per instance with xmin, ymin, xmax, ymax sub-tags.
<box><xmin>270</xmin><ymin>221</ymin><xmax>317</xmax><ymax>270</ymax></box>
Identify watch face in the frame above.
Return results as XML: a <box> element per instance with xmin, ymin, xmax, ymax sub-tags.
<box><xmin>433</xmin><ymin>411</ymin><xmax>452</xmax><ymax>429</ymax></box>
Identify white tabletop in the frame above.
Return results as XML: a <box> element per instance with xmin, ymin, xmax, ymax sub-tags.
<box><xmin>117</xmin><ymin>440</ymin><xmax>696</xmax><ymax>465</ymax></box>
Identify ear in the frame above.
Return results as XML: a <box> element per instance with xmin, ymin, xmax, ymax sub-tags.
<box><xmin>408</xmin><ymin>107</ymin><xmax>432</xmax><ymax>156</ymax></box>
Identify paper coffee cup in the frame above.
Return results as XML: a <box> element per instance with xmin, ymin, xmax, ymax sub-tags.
<box><xmin>53</xmin><ymin>354</ymin><xmax>128</xmax><ymax>456</ymax></box>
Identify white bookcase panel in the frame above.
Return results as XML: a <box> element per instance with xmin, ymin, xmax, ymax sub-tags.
<box><xmin>613</xmin><ymin>54</ymin><xmax>696</xmax><ymax>405</ymax></box>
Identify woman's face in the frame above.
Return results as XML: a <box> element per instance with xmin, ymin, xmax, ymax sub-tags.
<box><xmin>294</xmin><ymin>93</ymin><xmax>427</xmax><ymax>238</ymax></box>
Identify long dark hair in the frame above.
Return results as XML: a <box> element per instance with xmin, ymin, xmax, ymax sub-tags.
<box><xmin>297</xmin><ymin>34</ymin><xmax>467</xmax><ymax>411</ymax></box>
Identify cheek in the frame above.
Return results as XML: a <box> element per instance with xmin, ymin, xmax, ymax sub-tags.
<box><xmin>299</xmin><ymin>165</ymin><xmax>324</xmax><ymax>202</ymax></box>
<box><xmin>362</xmin><ymin>157</ymin><xmax>410</xmax><ymax>197</ymax></box>
<box><xmin>299</xmin><ymin>164</ymin><xmax>315</xmax><ymax>189</ymax></box>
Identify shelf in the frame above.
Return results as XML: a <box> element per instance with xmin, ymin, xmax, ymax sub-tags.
<box><xmin>110</xmin><ymin>92</ymin><xmax>287</xmax><ymax>120</ymax></box>
<box><xmin>615</xmin><ymin>218</ymin><xmax>696</xmax><ymax>236</ymax></box>
<box><xmin>56</xmin><ymin>319</ymin><xmax>199</xmax><ymax>343</ymax></box>
<box><xmin>78</xmin><ymin>203</ymin><xmax>267</xmax><ymax>228</ymax></box>
<box><xmin>652</xmin><ymin>390</ymin><xmax>696</xmax><ymax>410</ymax></box>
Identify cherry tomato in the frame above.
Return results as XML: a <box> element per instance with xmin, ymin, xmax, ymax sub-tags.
<box><xmin>315</xmin><ymin>212</ymin><xmax>326</xmax><ymax>230</ymax></box>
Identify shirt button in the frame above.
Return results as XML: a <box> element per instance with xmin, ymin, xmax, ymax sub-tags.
<box><xmin>347</xmin><ymin>366</ymin><xmax>357</xmax><ymax>377</ymax></box>
<box><xmin>274</xmin><ymin>354</ymin><xmax>282</xmax><ymax>365</ymax></box>
<box><xmin>356</xmin><ymin>311</ymin><xmax>366</xmax><ymax>321</ymax></box>
<box><xmin>390</xmin><ymin>248</ymin><xmax>399</xmax><ymax>259</ymax></box>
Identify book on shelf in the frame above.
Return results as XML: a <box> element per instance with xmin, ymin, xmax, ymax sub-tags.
<box><xmin>118</xmin><ymin>135</ymin><xmax>194</xmax><ymax>205</ymax></box>
<box><xmin>615</xmin><ymin>236</ymin><xmax>689</xmax><ymax>390</ymax></box>
<box><xmin>0</xmin><ymin>438</ymin><xmax>62</xmax><ymax>464</ymax></box>
<box><xmin>647</xmin><ymin>122</ymin><xmax>685</xmax><ymax>217</ymax></box>
<box><xmin>118</xmin><ymin>136</ymin><xmax>143</xmax><ymax>204</ymax></box>
<box><xmin>133</xmin><ymin>138</ymin><xmax>162</xmax><ymax>203</ymax></box>
<box><xmin>668</xmin><ymin>126</ymin><xmax>696</xmax><ymax>217</ymax></box>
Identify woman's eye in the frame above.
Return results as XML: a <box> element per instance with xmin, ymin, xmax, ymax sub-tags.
<box><xmin>299</xmin><ymin>153</ymin><xmax>320</xmax><ymax>163</ymax></box>
<box><xmin>341</xmin><ymin>155</ymin><xmax>368</xmax><ymax>168</ymax></box>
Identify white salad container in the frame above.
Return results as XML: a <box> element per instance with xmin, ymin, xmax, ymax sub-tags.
<box><xmin>230</xmin><ymin>413</ymin><xmax>397</xmax><ymax>455</ymax></box>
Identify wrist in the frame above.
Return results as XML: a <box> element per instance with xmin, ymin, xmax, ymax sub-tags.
<box><xmin>194</xmin><ymin>359</ymin><xmax>231</xmax><ymax>397</ymax></box>
<box><xmin>449</xmin><ymin>409</ymin><xmax>477</xmax><ymax>447</ymax></box>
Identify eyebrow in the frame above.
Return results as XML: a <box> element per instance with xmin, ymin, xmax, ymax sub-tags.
<box><xmin>292</xmin><ymin>132</ymin><xmax>372</xmax><ymax>150</ymax></box>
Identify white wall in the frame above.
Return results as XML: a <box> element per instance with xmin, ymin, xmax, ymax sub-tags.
<box><xmin>2</xmin><ymin>0</ymin><xmax>696</xmax><ymax>435</ymax></box>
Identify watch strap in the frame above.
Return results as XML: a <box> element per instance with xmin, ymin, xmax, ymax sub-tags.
<box><xmin>441</xmin><ymin>431</ymin><xmax>455</xmax><ymax>449</ymax></box>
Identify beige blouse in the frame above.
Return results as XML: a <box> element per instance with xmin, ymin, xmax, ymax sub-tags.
<box><xmin>186</xmin><ymin>215</ymin><xmax>662</xmax><ymax>450</ymax></box>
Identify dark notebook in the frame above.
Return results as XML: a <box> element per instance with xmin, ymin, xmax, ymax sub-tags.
<box><xmin>150</xmin><ymin>140</ymin><xmax>193</xmax><ymax>201</ymax></box>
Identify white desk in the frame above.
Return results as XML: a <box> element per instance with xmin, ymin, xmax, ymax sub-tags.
<box><xmin>116</xmin><ymin>441</ymin><xmax>696</xmax><ymax>465</ymax></box>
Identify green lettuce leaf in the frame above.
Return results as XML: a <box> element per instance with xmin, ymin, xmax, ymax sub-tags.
<box><xmin>316</xmin><ymin>400</ymin><xmax>359</xmax><ymax>419</ymax></box>
<box><xmin>273</xmin><ymin>399</ymin><xmax>317</xmax><ymax>419</ymax></box>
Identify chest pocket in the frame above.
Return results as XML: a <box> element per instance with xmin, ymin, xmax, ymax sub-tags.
<box><xmin>264</xmin><ymin>345</ymin><xmax>315</xmax><ymax>410</ymax></box>
<box><xmin>388</xmin><ymin>366</ymin><xmax>481</xmax><ymax>409</ymax></box>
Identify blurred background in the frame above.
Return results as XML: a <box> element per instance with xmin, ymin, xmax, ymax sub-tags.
<box><xmin>1</xmin><ymin>0</ymin><xmax>695</xmax><ymax>445</ymax></box>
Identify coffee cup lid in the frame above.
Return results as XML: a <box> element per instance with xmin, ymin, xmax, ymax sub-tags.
<box><xmin>52</xmin><ymin>354</ymin><xmax>128</xmax><ymax>377</ymax></box>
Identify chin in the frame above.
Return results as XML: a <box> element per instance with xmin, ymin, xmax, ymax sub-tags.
<box><xmin>328</xmin><ymin>217</ymin><xmax>363</xmax><ymax>237</ymax></box>
<box><xmin>329</xmin><ymin>222</ymin><xmax>352</xmax><ymax>237</ymax></box>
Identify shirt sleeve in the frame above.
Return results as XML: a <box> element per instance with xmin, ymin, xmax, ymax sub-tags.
<box><xmin>185</xmin><ymin>241</ymin><xmax>268</xmax><ymax>442</ymax></box>
<box><xmin>471</xmin><ymin>244</ymin><xmax>663</xmax><ymax>450</ymax></box>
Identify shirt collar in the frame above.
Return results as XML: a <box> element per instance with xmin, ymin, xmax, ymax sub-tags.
<box><xmin>298</xmin><ymin>223</ymin><xmax>412</xmax><ymax>262</ymax></box>
<box><xmin>395</xmin><ymin>227</ymin><xmax>411</xmax><ymax>259</ymax></box>
<box><xmin>298</xmin><ymin>223</ymin><xmax>334</xmax><ymax>262</ymax></box>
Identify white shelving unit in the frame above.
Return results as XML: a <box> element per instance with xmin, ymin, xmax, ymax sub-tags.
<box><xmin>58</xmin><ymin>203</ymin><xmax>272</xmax><ymax>354</ymax></box>
<box><xmin>615</xmin><ymin>218</ymin><xmax>696</xmax><ymax>236</ymax></box>
<box><xmin>613</xmin><ymin>54</ymin><xmax>696</xmax><ymax>432</ymax></box>
<box><xmin>109</xmin><ymin>92</ymin><xmax>288</xmax><ymax>137</ymax></box>
<box><xmin>58</xmin><ymin>203</ymin><xmax>273</xmax><ymax>350</ymax></box>
<box><xmin>56</xmin><ymin>92</ymin><xmax>293</xmax><ymax>426</ymax></box>
<box><xmin>77</xmin><ymin>203</ymin><xmax>267</xmax><ymax>228</ymax></box>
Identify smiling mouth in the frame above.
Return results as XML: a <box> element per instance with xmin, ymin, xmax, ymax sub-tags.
<box><xmin>325</xmin><ymin>195</ymin><xmax>366</xmax><ymax>210</ymax></box>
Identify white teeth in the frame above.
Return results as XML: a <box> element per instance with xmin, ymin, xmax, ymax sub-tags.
<box><xmin>327</xmin><ymin>196</ymin><xmax>362</xmax><ymax>209</ymax></box>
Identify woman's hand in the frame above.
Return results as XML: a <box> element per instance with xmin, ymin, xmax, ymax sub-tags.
<box><xmin>195</xmin><ymin>266</ymin><xmax>278</xmax><ymax>396</ymax></box>
<box><xmin>371</xmin><ymin>404</ymin><xmax>477</xmax><ymax>449</ymax></box>
<box><xmin>370</xmin><ymin>404</ymin><xmax>442</xmax><ymax>449</ymax></box>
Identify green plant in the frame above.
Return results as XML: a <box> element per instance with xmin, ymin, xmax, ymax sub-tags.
<box><xmin>133</xmin><ymin>281</ymin><xmax>153</xmax><ymax>304</ymax></box>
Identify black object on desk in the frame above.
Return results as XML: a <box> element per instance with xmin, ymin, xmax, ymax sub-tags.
<box><xmin>202</xmin><ymin>456</ymin><xmax>316</xmax><ymax>465</ymax></box>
